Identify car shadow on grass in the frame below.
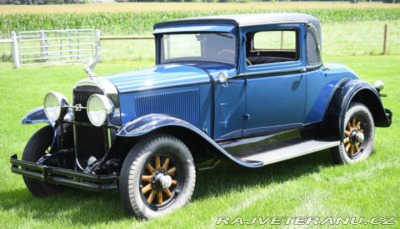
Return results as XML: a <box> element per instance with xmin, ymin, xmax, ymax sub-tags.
<box><xmin>193</xmin><ymin>149</ymin><xmax>336</xmax><ymax>201</ymax></box>
<box><xmin>1</xmin><ymin>149</ymin><xmax>335</xmax><ymax>225</ymax></box>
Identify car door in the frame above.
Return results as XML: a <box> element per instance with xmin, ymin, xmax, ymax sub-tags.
<box><xmin>214</xmin><ymin>79</ymin><xmax>246</xmax><ymax>141</ymax></box>
<box><xmin>242</xmin><ymin>24</ymin><xmax>307</xmax><ymax>137</ymax></box>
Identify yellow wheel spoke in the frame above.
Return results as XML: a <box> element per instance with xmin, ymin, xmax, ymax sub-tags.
<box><xmin>349</xmin><ymin>145</ymin><xmax>355</xmax><ymax>156</ymax></box>
<box><xmin>155</xmin><ymin>156</ymin><xmax>161</xmax><ymax>170</ymax></box>
<box><xmin>346</xmin><ymin>122</ymin><xmax>351</xmax><ymax>131</ymax></box>
<box><xmin>147</xmin><ymin>190</ymin><xmax>157</xmax><ymax>204</ymax></box>
<box><xmin>355</xmin><ymin>143</ymin><xmax>360</xmax><ymax>153</ymax></box>
<box><xmin>164</xmin><ymin>188</ymin><xmax>172</xmax><ymax>198</ymax></box>
<box><xmin>344</xmin><ymin>130</ymin><xmax>350</xmax><ymax>137</ymax></box>
<box><xmin>344</xmin><ymin>137</ymin><xmax>350</xmax><ymax>144</ymax></box>
<box><xmin>356</xmin><ymin>121</ymin><xmax>361</xmax><ymax>130</ymax></box>
<box><xmin>162</xmin><ymin>157</ymin><xmax>170</xmax><ymax>171</ymax></box>
<box><xmin>167</xmin><ymin>167</ymin><xmax>176</xmax><ymax>175</ymax></box>
<box><xmin>157</xmin><ymin>191</ymin><xmax>163</xmax><ymax>205</ymax></box>
<box><xmin>171</xmin><ymin>179</ymin><xmax>177</xmax><ymax>186</ymax></box>
<box><xmin>142</xmin><ymin>183</ymin><xmax>152</xmax><ymax>194</ymax></box>
<box><xmin>141</xmin><ymin>175</ymin><xmax>152</xmax><ymax>183</ymax></box>
<box><xmin>352</xmin><ymin>118</ymin><xmax>356</xmax><ymax>128</ymax></box>
<box><xmin>146</xmin><ymin>163</ymin><xmax>156</xmax><ymax>174</ymax></box>
<box><xmin>345</xmin><ymin>143</ymin><xmax>351</xmax><ymax>152</ymax></box>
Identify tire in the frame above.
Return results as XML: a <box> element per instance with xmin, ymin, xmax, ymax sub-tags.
<box><xmin>22</xmin><ymin>125</ymin><xmax>64</xmax><ymax>197</ymax></box>
<box><xmin>119</xmin><ymin>134</ymin><xmax>196</xmax><ymax>219</ymax></box>
<box><xmin>331</xmin><ymin>102</ymin><xmax>375</xmax><ymax>164</ymax></box>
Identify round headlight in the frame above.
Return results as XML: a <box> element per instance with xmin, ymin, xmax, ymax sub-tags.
<box><xmin>87</xmin><ymin>94</ymin><xmax>113</xmax><ymax>127</ymax></box>
<box><xmin>44</xmin><ymin>92</ymin><xmax>69</xmax><ymax>122</ymax></box>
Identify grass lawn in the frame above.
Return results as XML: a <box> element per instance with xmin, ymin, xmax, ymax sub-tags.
<box><xmin>0</xmin><ymin>55</ymin><xmax>399</xmax><ymax>228</ymax></box>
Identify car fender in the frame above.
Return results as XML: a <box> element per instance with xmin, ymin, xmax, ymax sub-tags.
<box><xmin>21</xmin><ymin>106</ymin><xmax>75</xmax><ymax>149</ymax></box>
<box><xmin>21</xmin><ymin>106</ymin><xmax>53</xmax><ymax>125</ymax></box>
<box><xmin>116</xmin><ymin>113</ymin><xmax>263</xmax><ymax>168</ymax></box>
<box><xmin>21</xmin><ymin>106</ymin><xmax>74</xmax><ymax>126</ymax></box>
<box><xmin>324</xmin><ymin>79</ymin><xmax>392</xmax><ymax>140</ymax></box>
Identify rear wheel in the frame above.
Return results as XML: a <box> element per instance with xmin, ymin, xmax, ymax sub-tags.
<box><xmin>331</xmin><ymin>102</ymin><xmax>375</xmax><ymax>164</ymax></box>
<box><xmin>22</xmin><ymin>125</ymin><xmax>64</xmax><ymax>197</ymax></box>
<box><xmin>119</xmin><ymin>134</ymin><xmax>196</xmax><ymax>219</ymax></box>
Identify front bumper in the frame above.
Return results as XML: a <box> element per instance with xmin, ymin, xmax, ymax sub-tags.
<box><xmin>385</xmin><ymin>108</ymin><xmax>393</xmax><ymax>125</ymax></box>
<box><xmin>10</xmin><ymin>154</ymin><xmax>118</xmax><ymax>191</ymax></box>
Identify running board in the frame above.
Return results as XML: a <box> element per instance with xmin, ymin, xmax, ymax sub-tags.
<box><xmin>239</xmin><ymin>140</ymin><xmax>340</xmax><ymax>166</ymax></box>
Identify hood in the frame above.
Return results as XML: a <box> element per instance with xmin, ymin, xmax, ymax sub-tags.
<box><xmin>104</xmin><ymin>64</ymin><xmax>213</xmax><ymax>93</ymax></box>
<box><xmin>103</xmin><ymin>63</ymin><xmax>236</xmax><ymax>93</ymax></box>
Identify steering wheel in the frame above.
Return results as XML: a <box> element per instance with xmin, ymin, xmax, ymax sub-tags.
<box><xmin>217</xmin><ymin>50</ymin><xmax>234</xmax><ymax>59</ymax></box>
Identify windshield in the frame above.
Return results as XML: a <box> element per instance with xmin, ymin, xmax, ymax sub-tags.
<box><xmin>160</xmin><ymin>33</ymin><xmax>236</xmax><ymax>65</ymax></box>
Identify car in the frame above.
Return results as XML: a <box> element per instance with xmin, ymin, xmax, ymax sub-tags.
<box><xmin>10</xmin><ymin>13</ymin><xmax>392</xmax><ymax>219</ymax></box>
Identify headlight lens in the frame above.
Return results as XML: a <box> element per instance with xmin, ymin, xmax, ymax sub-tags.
<box><xmin>44</xmin><ymin>92</ymin><xmax>69</xmax><ymax>122</ymax></box>
<box><xmin>87</xmin><ymin>94</ymin><xmax>113</xmax><ymax>127</ymax></box>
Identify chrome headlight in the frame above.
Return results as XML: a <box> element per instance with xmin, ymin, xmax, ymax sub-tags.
<box><xmin>87</xmin><ymin>94</ymin><xmax>113</xmax><ymax>127</ymax></box>
<box><xmin>374</xmin><ymin>80</ymin><xmax>384</xmax><ymax>92</ymax></box>
<box><xmin>44</xmin><ymin>92</ymin><xmax>69</xmax><ymax>122</ymax></box>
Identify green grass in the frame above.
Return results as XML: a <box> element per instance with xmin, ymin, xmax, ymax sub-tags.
<box><xmin>0</xmin><ymin>56</ymin><xmax>399</xmax><ymax>228</ymax></box>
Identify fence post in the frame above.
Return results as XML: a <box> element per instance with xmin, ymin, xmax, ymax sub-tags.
<box><xmin>11</xmin><ymin>31</ymin><xmax>20</xmax><ymax>69</ymax></box>
<box><xmin>383</xmin><ymin>24</ymin><xmax>388</xmax><ymax>55</ymax></box>
<box><xmin>95</xmin><ymin>30</ymin><xmax>101</xmax><ymax>62</ymax></box>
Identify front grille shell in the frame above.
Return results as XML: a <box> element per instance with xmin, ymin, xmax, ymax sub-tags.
<box><xmin>72</xmin><ymin>79</ymin><xmax>120</xmax><ymax>169</ymax></box>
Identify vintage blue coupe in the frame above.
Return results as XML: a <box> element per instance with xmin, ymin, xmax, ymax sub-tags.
<box><xmin>11</xmin><ymin>13</ymin><xmax>392</xmax><ymax>219</ymax></box>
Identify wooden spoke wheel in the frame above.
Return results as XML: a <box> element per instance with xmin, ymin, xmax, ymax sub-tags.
<box><xmin>119</xmin><ymin>134</ymin><xmax>196</xmax><ymax>219</ymax></box>
<box><xmin>331</xmin><ymin>102</ymin><xmax>375</xmax><ymax>164</ymax></box>
<box><xmin>343</xmin><ymin>117</ymin><xmax>365</xmax><ymax>157</ymax></box>
<box><xmin>140</xmin><ymin>155</ymin><xmax>179</xmax><ymax>206</ymax></box>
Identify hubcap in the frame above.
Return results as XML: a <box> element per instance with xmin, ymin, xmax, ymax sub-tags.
<box><xmin>344</xmin><ymin>117</ymin><xmax>365</xmax><ymax>157</ymax></box>
<box><xmin>140</xmin><ymin>155</ymin><xmax>178</xmax><ymax>205</ymax></box>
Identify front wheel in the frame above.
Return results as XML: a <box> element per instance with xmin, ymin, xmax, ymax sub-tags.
<box><xmin>22</xmin><ymin>125</ymin><xmax>64</xmax><ymax>197</ymax></box>
<box><xmin>119</xmin><ymin>134</ymin><xmax>196</xmax><ymax>219</ymax></box>
<box><xmin>331</xmin><ymin>102</ymin><xmax>375</xmax><ymax>164</ymax></box>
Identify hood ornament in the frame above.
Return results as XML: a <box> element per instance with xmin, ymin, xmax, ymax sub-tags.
<box><xmin>84</xmin><ymin>53</ymin><xmax>100</xmax><ymax>80</ymax></box>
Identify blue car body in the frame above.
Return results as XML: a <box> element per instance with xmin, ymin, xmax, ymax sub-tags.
<box><xmin>11</xmin><ymin>14</ymin><xmax>392</xmax><ymax>217</ymax></box>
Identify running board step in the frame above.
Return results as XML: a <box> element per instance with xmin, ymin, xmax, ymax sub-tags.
<box><xmin>239</xmin><ymin>140</ymin><xmax>340</xmax><ymax>166</ymax></box>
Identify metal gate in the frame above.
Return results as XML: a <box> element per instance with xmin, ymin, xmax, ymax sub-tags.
<box><xmin>17</xmin><ymin>29</ymin><xmax>97</xmax><ymax>66</ymax></box>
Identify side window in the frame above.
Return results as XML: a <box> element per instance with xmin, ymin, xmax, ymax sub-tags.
<box><xmin>246</xmin><ymin>30</ymin><xmax>298</xmax><ymax>66</ymax></box>
<box><xmin>306</xmin><ymin>26</ymin><xmax>321</xmax><ymax>66</ymax></box>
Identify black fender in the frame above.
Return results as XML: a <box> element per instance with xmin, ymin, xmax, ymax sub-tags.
<box><xmin>21</xmin><ymin>106</ymin><xmax>53</xmax><ymax>125</ymax></box>
<box><xmin>325</xmin><ymin>79</ymin><xmax>392</xmax><ymax>140</ymax></box>
<box><xmin>116</xmin><ymin>113</ymin><xmax>263</xmax><ymax>168</ymax></box>
<box><xmin>21</xmin><ymin>106</ymin><xmax>74</xmax><ymax>150</ymax></box>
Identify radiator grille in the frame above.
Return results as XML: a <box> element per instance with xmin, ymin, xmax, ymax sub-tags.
<box><xmin>73</xmin><ymin>85</ymin><xmax>106</xmax><ymax>163</ymax></box>
<box><xmin>135</xmin><ymin>89</ymin><xmax>200</xmax><ymax>127</ymax></box>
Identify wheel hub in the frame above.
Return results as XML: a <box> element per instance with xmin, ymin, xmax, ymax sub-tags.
<box><xmin>349</xmin><ymin>129</ymin><xmax>364</xmax><ymax>144</ymax></box>
<box><xmin>356</xmin><ymin>133</ymin><xmax>364</xmax><ymax>143</ymax></box>
<box><xmin>152</xmin><ymin>171</ymin><xmax>172</xmax><ymax>191</ymax></box>
<box><xmin>349</xmin><ymin>130</ymin><xmax>358</xmax><ymax>144</ymax></box>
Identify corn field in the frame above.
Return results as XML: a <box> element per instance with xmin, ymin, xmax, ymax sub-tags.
<box><xmin>1</xmin><ymin>3</ymin><xmax>400</xmax><ymax>35</ymax></box>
